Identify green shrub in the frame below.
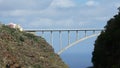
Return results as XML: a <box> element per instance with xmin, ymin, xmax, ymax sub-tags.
<box><xmin>33</xmin><ymin>64</ymin><xmax>42</xmax><ymax>68</ymax></box>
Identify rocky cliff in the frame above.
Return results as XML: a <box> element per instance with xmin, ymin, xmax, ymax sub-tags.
<box><xmin>0</xmin><ymin>24</ymin><xmax>68</xmax><ymax>68</ymax></box>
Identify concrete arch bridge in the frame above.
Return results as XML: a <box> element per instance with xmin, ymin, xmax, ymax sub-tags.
<box><xmin>25</xmin><ymin>29</ymin><xmax>103</xmax><ymax>55</ymax></box>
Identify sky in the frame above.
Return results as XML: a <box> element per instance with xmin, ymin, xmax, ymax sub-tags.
<box><xmin>0</xmin><ymin>0</ymin><xmax>120</xmax><ymax>29</ymax></box>
<box><xmin>0</xmin><ymin>1</ymin><xmax>120</xmax><ymax>67</ymax></box>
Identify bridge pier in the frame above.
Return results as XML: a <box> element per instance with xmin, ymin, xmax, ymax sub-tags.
<box><xmin>85</xmin><ymin>30</ymin><xmax>87</xmax><ymax>37</ymax></box>
<box><xmin>76</xmin><ymin>31</ymin><xmax>78</xmax><ymax>41</ymax></box>
<box><xmin>59</xmin><ymin>31</ymin><xmax>62</xmax><ymax>50</ymax></box>
<box><xmin>68</xmin><ymin>31</ymin><xmax>70</xmax><ymax>45</ymax></box>
<box><xmin>50</xmin><ymin>31</ymin><xmax>53</xmax><ymax>46</ymax></box>
<box><xmin>42</xmin><ymin>31</ymin><xmax>44</xmax><ymax>37</ymax></box>
<box><xmin>93</xmin><ymin>30</ymin><xmax>95</xmax><ymax>34</ymax></box>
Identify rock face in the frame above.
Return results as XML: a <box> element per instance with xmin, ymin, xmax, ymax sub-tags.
<box><xmin>92</xmin><ymin>9</ymin><xmax>120</xmax><ymax>68</ymax></box>
<box><xmin>0</xmin><ymin>24</ymin><xmax>68</xmax><ymax>68</ymax></box>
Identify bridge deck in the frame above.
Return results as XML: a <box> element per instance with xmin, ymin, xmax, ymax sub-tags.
<box><xmin>24</xmin><ymin>28</ymin><xmax>104</xmax><ymax>32</ymax></box>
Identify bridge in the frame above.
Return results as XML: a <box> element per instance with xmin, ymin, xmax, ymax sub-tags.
<box><xmin>24</xmin><ymin>29</ymin><xmax>103</xmax><ymax>55</ymax></box>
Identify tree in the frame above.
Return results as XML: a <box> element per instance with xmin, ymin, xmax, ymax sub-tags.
<box><xmin>92</xmin><ymin>7</ymin><xmax>120</xmax><ymax>68</ymax></box>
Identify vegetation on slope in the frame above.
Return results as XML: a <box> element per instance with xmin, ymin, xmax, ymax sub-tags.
<box><xmin>92</xmin><ymin>8</ymin><xmax>120</xmax><ymax>68</ymax></box>
<box><xmin>0</xmin><ymin>24</ymin><xmax>68</xmax><ymax>68</ymax></box>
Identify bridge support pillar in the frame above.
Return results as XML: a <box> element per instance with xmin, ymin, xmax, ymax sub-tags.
<box><xmin>42</xmin><ymin>31</ymin><xmax>44</xmax><ymax>37</ymax></box>
<box><xmin>68</xmin><ymin>31</ymin><xmax>70</xmax><ymax>45</ymax></box>
<box><xmin>50</xmin><ymin>31</ymin><xmax>53</xmax><ymax>46</ymax></box>
<box><xmin>85</xmin><ymin>30</ymin><xmax>87</xmax><ymax>37</ymax></box>
<box><xmin>76</xmin><ymin>31</ymin><xmax>78</xmax><ymax>41</ymax></box>
<box><xmin>59</xmin><ymin>31</ymin><xmax>62</xmax><ymax>50</ymax></box>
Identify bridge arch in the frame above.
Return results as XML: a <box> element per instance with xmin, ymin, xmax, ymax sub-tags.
<box><xmin>57</xmin><ymin>33</ymin><xmax>100</xmax><ymax>55</ymax></box>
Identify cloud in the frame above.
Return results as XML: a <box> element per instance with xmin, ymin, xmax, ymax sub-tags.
<box><xmin>0</xmin><ymin>10</ymin><xmax>38</xmax><ymax>17</ymax></box>
<box><xmin>29</xmin><ymin>18</ymin><xmax>53</xmax><ymax>27</ymax></box>
<box><xmin>50</xmin><ymin>0</ymin><xmax>75</xmax><ymax>8</ymax></box>
<box><xmin>29</xmin><ymin>18</ymin><xmax>75</xmax><ymax>28</ymax></box>
<box><xmin>0</xmin><ymin>0</ymin><xmax>120</xmax><ymax>29</ymax></box>
<box><xmin>0</xmin><ymin>1</ymin><xmax>53</xmax><ymax>20</ymax></box>
<box><xmin>85</xmin><ymin>0</ymin><xmax>99</xmax><ymax>7</ymax></box>
<box><xmin>0</xmin><ymin>0</ymin><xmax>52</xmax><ymax>10</ymax></box>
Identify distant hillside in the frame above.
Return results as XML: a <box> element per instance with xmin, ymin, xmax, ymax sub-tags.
<box><xmin>0</xmin><ymin>24</ymin><xmax>68</xmax><ymax>68</ymax></box>
<box><xmin>92</xmin><ymin>8</ymin><xmax>120</xmax><ymax>68</ymax></box>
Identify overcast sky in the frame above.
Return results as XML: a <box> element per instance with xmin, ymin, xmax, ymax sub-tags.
<box><xmin>0</xmin><ymin>0</ymin><xmax>120</xmax><ymax>29</ymax></box>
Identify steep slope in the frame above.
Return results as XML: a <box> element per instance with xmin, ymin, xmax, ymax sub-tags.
<box><xmin>0</xmin><ymin>24</ymin><xmax>68</xmax><ymax>68</ymax></box>
<box><xmin>92</xmin><ymin>8</ymin><xmax>120</xmax><ymax>68</ymax></box>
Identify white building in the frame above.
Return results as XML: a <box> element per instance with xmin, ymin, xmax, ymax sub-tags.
<box><xmin>7</xmin><ymin>23</ymin><xmax>23</xmax><ymax>31</ymax></box>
